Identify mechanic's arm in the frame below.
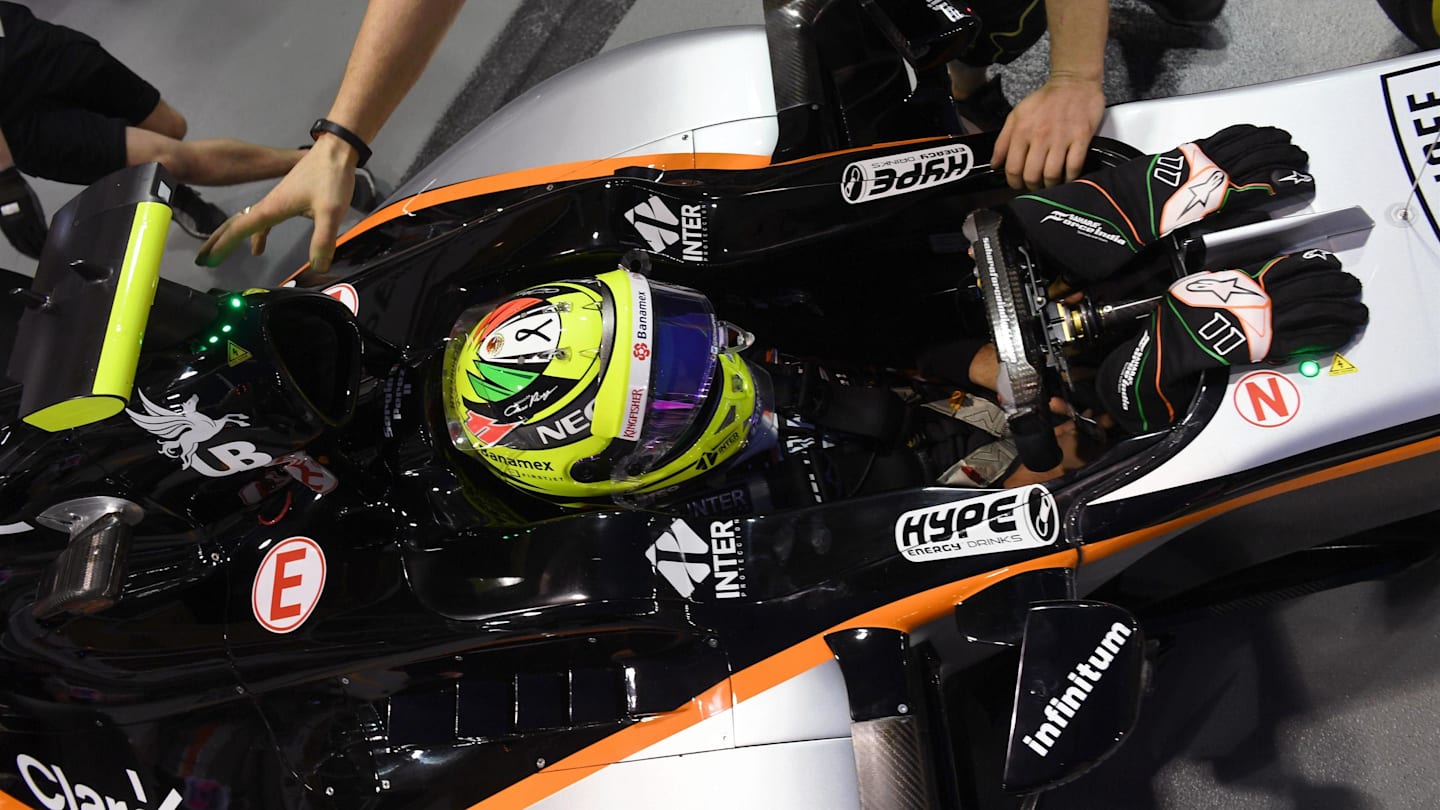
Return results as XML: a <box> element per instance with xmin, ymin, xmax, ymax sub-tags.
<box><xmin>197</xmin><ymin>0</ymin><xmax>466</xmax><ymax>274</ymax></box>
<box><xmin>990</xmin><ymin>0</ymin><xmax>1107</xmax><ymax>191</ymax></box>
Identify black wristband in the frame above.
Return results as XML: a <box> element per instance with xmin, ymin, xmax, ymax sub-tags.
<box><xmin>309</xmin><ymin>118</ymin><xmax>372</xmax><ymax>168</ymax></box>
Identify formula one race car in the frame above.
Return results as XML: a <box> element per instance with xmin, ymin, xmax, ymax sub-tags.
<box><xmin>0</xmin><ymin>2</ymin><xmax>1435</xmax><ymax>808</ymax></box>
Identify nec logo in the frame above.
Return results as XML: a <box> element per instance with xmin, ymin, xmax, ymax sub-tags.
<box><xmin>623</xmin><ymin>195</ymin><xmax>708</xmax><ymax>261</ymax></box>
<box><xmin>645</xmin><ymin>518</ymin><xmax>745</xmax><ymax>600</ymax></box>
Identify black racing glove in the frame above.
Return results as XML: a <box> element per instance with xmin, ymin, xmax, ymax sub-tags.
<box><xmin>0</xmin><ymin>167</ymin><xmax>47</xmax><ymax>259</ymax></box>
<box><xmin>1096</xmin><ymin>250</ymin><xmax>1367</xmax><ymax>434</ymax></box>
<box><xmin>1008</xmin><ymin>124</ymin><xmax>1316</xmax><ymax>283</ymax></box>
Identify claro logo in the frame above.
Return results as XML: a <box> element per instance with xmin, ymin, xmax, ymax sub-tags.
<box><xmin>17</xmin><ymin>753</ymin><xmax>182</xmax><ymax>810</ymax></box>
<box><xmin>894</xmin><ymin>485</ymin><xmax>1059</xmax><ymax>562</ymax></box>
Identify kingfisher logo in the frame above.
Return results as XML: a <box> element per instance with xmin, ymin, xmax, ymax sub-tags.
<box><xmin>623</xmin><ymin>195</ymin><xmax>709</xmax><ymax>260</ymax></box>
<box><xmin>645</xmin><ymin>518</ymin><xmax>746</xmax><ymax>600</ymax></box>
<box><xmin>621</xmin><ymin>273</ymin><xmax>654</xmax><ymax>443</ymax></box>
<box><xmin>1018</xmin><ymin>622</ymin><xmax>1135</xmax><ymax>757</ymax></box>
<box><xmin>841</xmin><ymin>144</ymin><xmax>975</xmax><ymax>204</ymax></box>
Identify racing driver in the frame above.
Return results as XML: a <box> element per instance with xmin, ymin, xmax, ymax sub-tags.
<box><xmin>441</xmin><ymin>249</ymin><xmax>1366</xmax><ymax>519</ymax></box>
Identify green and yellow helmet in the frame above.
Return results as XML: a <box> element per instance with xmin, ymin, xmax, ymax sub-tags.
<box><xmin>442</xmin><ymin>268</ymin><xmax>770</xmax><ymax>502</ymax></box>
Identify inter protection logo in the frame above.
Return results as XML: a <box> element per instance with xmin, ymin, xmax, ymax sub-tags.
<box><xmin>623</xmin><ymin>195</ymin><xmax>708</xmax><ymax>260</ymax></box>
<box><xmin>645</xmin><ymin>518</ymin><xmax>746</xmax><ymax>599</ymax></box>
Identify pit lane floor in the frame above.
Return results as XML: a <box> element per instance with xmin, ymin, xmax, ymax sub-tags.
<box><xmin>0</xmin><ymin>1</ymin><xmax>1432</xmax><ymax>807</ymax></box>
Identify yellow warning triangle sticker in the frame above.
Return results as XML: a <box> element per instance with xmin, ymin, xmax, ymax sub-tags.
<box><xmin>227</xmin><ymin>341</ymin><xmax>254</xmax><ymax>367</ymax></box>
<box><xmin>1329</xmin><ymin>353</ymin><xmax>1358</xmax><ymax>376</ymax></box>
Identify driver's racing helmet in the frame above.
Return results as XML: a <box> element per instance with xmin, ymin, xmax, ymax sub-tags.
<box><xmin>442</xmin><ymin>268</ymin><xmax>773</xmax><ymax>502</ymax></box>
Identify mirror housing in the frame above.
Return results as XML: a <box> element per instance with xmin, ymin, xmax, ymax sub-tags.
<box><xmin>1003</xmin><ymin>600</ymin><xmax>1144</xmax><ymax>795</ymax></box>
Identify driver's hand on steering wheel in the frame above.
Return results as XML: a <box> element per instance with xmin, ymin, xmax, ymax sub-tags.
<box><xmin>195</xmin><ymin>135</ymin><xmax>360</xmax><ymax>280</ymax></box>
<box><xmin>991</xmin><ymin>75</ymin><xmax>1105</xmax><ymax>191</ymax></box>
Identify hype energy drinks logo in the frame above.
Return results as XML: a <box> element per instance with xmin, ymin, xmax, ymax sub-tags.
<box><xmin>840</xmin><ymin>144</ymin><xmax>975</xmax><ymax>204</ymax></box>
<box><xmin>894</xmin><ymin>485</ymin><xmax>1059</xmax><ymax>562</ymax></box>
<box><xmin>1384</xmin><ymin>60</ymin><xmax>1440</xmax><ymax>243</ymax></box>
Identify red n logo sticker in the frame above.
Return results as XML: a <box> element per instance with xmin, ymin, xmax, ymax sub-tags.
<box><xmin>1233</xmin><ymin>371</ymin><xmax>1300</xmax><ymax>427</ymax></box>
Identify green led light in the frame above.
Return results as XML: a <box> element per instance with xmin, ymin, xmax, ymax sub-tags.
<box><xmin>228</xmin><ymin>296</ymin><xmax>244</xmax><ymax>309</ymax></box>
<box><xmin>221</xmin><ymin>325</ymin><xmax>232</xmax><ymax>333</ymax></box>
<box><xmin>208</xmin><ymin>335</ymin><xmax>219</xmax><ymax>345</ymax></box>
<box><xmin>1299</xmin><ymin>359</ymin><xmax>1321</xmax><ymax>378</ymax></box>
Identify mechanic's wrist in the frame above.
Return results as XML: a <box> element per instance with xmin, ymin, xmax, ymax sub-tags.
<box><xmin>1045</xmin><ymin>69</ymin><xmax>1103</xmax><ymax>87</ymax></box>
<box><xmin>309</xmin><ymin>132</ymin><xmax>363</xmax><ymax>170</ymax></box>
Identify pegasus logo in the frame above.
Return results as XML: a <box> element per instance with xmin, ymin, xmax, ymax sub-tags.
<box><xmin>127</xmin><ymin>391</ymin><xmax>271</xmax><ymax>478</ymax></box>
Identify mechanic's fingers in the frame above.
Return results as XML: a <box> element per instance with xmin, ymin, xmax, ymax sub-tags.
<box><xmin>1005</xmin><ymin>139</ymin><xmax>1032</xmax><ymax>191</ymax></box>
<box><xmin>992</xmin><ymin>123</ymin><xmax>1014</xmax><ymax>179</ymax></box>
<box><xmin>1042</xmin><ymin>145</ymin><xmax>1068</xmax><ymax>189</ymax></box>
<box><xmin>196</xmin><ymin>211</ymin><xmax>247</xmax><ymax>267</ymax></box>
<box><xmin>308</xmin><ymin>204</ymin><xmax>345</xmax><ymax>275</ymax></box>
<box><xmin>250</xmin><ymin>226</ymin><xmax>270</xmax><ymax>257</ymax></box>
<box><xmin>1065</xmin><ymin>140</ymin><xmax>1088</xmax><ymax>184</ymax></box>
<box><xmin>197</xmin><ymin>203</ymin><xmax>279</xmax><ymax>267</ymax></box>
<box><xmin>1022</xmin><ymin>146</ymin><xmax>1047</xmax><ymax>191</ymax></box>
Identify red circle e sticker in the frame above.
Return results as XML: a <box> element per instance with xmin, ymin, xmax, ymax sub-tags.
<box><xmin>1233</xmin><ymin>370</ymin><xmax>1301</xmax><ymax>428</ymax></box>
<box><xmin>252</xmin><ymin>536</ymin><xmax>326</xmax><ymax>634</ymax></box>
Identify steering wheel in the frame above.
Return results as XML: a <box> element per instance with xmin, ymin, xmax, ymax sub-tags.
<box><xmin>964</xmin><ymin>208</ymin><xmax>1063</xmax><ymax>473</ymax></box>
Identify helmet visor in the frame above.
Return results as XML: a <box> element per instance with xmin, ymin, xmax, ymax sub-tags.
<box><xmin>608</xmin><ymin>277</ymin><xmax>727</xmax><ymax>478</ymax></box>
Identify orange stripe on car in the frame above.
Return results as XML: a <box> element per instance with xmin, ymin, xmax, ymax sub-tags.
<box><xmin>1081</xmin><ymin>433</ymin><xmax>1440</xmax><ymax>564</ymax></box>
<box><xmin>473</xmin><ymin>432</ymin><xmax>1440</xmax><ymax>808</ymax></box>
<box><xmin>470</xmin><ymin>549</ymin><xmax>1081</xmax><ymax>809</ymax></box>
<box><xmin>283</xmin><ymin>135</ymin><xmax>968</xmax><ymax>284</ymax></box>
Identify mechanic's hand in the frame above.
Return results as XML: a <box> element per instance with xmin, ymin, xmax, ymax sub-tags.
<box><xmin>992</xmin><ymin>75</ymin><xmax>1104</xmax><ymax>191</ymax></box>
<box><xmin>195</xmin><ymin>135</ymin><xmax>359</xmax><ymax>277</ymax></box>
<box><xmin>1007</xmin><ymin>124</ymin><xmax>1316</xmax><ymax>283</ymax></box>
<box><xmin>1095</xmin><ymin>250</ymin><xmax>1367</xmax><ymax>433</ymax></box>
<box><xmin>0</xmin><ymin>167</ymin><xmax>47</xmax><ymax>259</ymax></box>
